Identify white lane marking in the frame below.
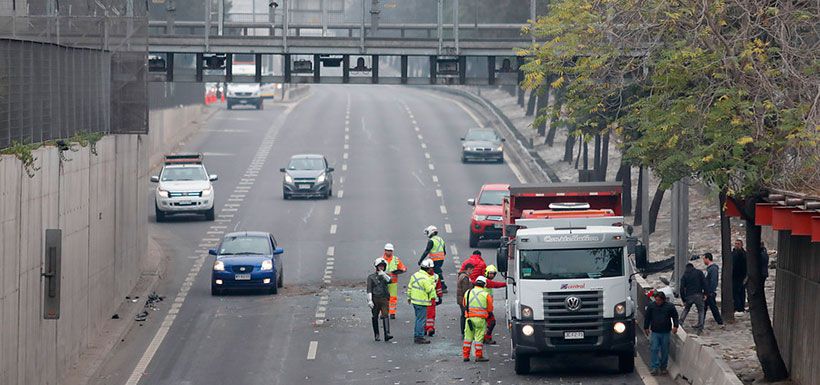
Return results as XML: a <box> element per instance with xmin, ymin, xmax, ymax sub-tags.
<box><xmin>344</xmin><ymin>144</ymin><xmax>349</xmax><ymax>150</ymax></box>
<box><xmin>411</xmin><ymin>171</ymin><xmax>426</xmax><ymax>187</ymax></box>
<box><xmin>451</xmin><ymin>245</ymin><xmax>458</xmax><ymax>255</ymax></box>
<box><xmin>327</xmin><ymin>246</ymin><xmax>335</xmax><ymax>256</ymax></box>
<box><xmin>421</xmin><ymin>143</ymin><xmax>427</xmax><ymax>149</ymax></box>
<box><xmin>230</xmin><ymin>194</ymin><xmax>246</xmax><ymax>198</ymax></box>
<box><xmin>342</xmin><ymin>164</ymin><xmax>348</xmax><ymax>171</ymax></box>
<box><xmin>424</xmin><ymin>153</ymin><xmax>430</xmax><ymax>159</ymax></box>
<box><xmin>428</xmin><ymin>164</ymin><xmax>435</xmax><ymax>170</ymax></box>
<box><xmin>227</xmin><ymin>198</ymin><xmax>243</xmax><ymax>202</ymax></box>
<box><xmin>412</xmin><ymin>120</ymin><xmax>417</xmax><ymax>125</ymax></box>
<box><xmin>432</xmin><ymin>175</ymin><xmax>439</xmax><ymax>183</ymax></box>
<box><xmin>445</xmin><ymin>224</ymin><xmax>452</xmax><ymax>233</ymax></box>
<box><xmin>307</xmin><ymin>341</ymin><xmax>318</xmax><ymax>360</ymax></box>
<box><xmin>344</xmin><ymin>134</ymin><xmax>349</xmax><ymax>141</ymax></box>
<box><xmin>337</xmin><ymin>190</ymin><xmax>344</xmax><ymax>198</ymax></box>
<box><xmin>340</xmin><ymin>177</ymin><xmax>345</xmax><ymax>184</ymax></box>
<box><xmin>330</xmin><ymin>224</ymin><xmax>337</xmax><ymax>234</ymax></box>
<box><xmin>222</xmin><ymin>208</ymin><xmax>238</xmax><ymax>212</ymax></box>
<box><xmin>206</xmin><ymin>231</ymin><xmax>223</xmax><ymax>235</ymax></box>
<box><xmin>343</xmin><ymin>153</ymin><xmax>349</xmax><ymax>159</ymax></box>
<box><xmin>417</xmin><ymin>134</ymin><xmax>423</xmax><ymax>140</ymax></box>
<box><xmin>440</xmin><ymin>205</ymin><xmax>448</xmax><ymax>214</ymax></box>
<box><xmin>435</xmin><ymin>189</ymin><xmax>442</xmax><ymax>197</ymax></box>
<box><xmin>334</xmin><ymin>205</ymin><xmax>341</xmax><ymax>215</ymax></box>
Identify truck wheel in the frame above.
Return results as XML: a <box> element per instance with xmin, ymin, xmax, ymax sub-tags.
<box><xmin>514</xmin><ymin>354</ymin><xmax>531</xmax><ymax>374</ymax></box>
<box><xmin>155</xmin><ymin>205</ymin><xmax>166</xmax><ymax>222</ymax></box>
<box><xmin>205</xmin><ymin>207</ymin><xmax>215</xmax><ymax>221</ymax></box>
<box><xmin>618</xmin><ymin>352</ymin><xmax>635</xmax><ymax>373</ymax></box>
<box><xmin>469</xmin><ymin>231</ymin><xmax>479</xmax><ymax>248</ymax></box>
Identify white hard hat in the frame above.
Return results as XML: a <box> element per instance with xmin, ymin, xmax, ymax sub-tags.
<box><xmin>420</xmin><ymin>258</ymin><xmax>435</xmax><ymax>269</ymax></box>
<box><xmin>475</xmin><ymin>276</ymin><xmax>487</xmax><ymax>285</ymax></box>
<box><xmin>424</xmin><ymin>225</ymin><xmax>438</xmax><ymax>237</ymax></box>
<box><xmin>374</xmin><ymin>257</ymin><xmax>387</xmax><ymax>267</ymax></box>
<box><xmin>384</xmin><ymin>243</ymin><xmax>394</xmax><ymax>251</ymax></box>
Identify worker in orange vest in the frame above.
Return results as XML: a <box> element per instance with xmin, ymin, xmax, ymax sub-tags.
<box><xmin>382</xmin><ymin>243</ymin><xmax>406</xmax><ymax>319</ymax></box>
<box><xmin>419</xmin><ymin>225</ymin><xmax>448</xmax><ymax>293</ymax></box>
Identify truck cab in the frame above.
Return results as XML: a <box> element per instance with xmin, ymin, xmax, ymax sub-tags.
<box><xmin>496</xmin><ymin>183</ymin><xmax>636</xmax><ymax>374</ymax></box>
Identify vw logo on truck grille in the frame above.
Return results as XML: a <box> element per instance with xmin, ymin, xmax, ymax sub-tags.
<box><xmin>565</xmin><ymin>296</ymin><xmax>582</xmax><ymax>311</ymax></box>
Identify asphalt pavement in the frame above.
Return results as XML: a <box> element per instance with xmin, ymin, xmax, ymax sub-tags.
<box><xmin>90</xmin><ymin>85</ymin><xmax>673</xmax><ymax>385</ymax></box>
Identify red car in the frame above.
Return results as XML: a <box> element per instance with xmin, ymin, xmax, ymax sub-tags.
<box><xmin>467</xmin><ymin>184</ymin><xmax>510</xmax><ymax>247</ymax></box>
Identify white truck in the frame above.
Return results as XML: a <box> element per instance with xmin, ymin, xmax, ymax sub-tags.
<box><xmin>495</xmin><ymin>182</ymin><xmax>636</xmax><ymax>374</ymax></box>
<box><xmin>226</xmin><ymin>59</ymin><xmax>263</xmax><ymax>110</ymax></box>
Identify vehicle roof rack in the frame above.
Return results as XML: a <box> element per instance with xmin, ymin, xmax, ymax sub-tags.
<box><xmin>163</xmin><ymin>153</ymin><xmax>203</xmax><ymax>165</ymax></box>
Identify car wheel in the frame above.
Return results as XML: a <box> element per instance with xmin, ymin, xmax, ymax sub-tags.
<box><xmin>155</xmin><ymin>205</ymin><xmax>166</xmax><ymax>223</ymax></box>
<box><xmin>205</xmin><ymin>207</ymin><xmax>215</xmax><ymax>221</ymax></box>
<box><xmin>226</xmin><ymin>103</ymin><xmax>232</xmax><ymax>110</ymax></box>
<box><xmin>514</xmin><ymin>354</ymin><xmax>531</xmax><ymax>375</ymax></box>
<box><xmin>283</xmin><ymin>189</ymin><xmax>291</xmax><ymax>200</ymax></box>
<box><xmin>211</xmin><ymin>286</ymin><xmax>221</xmax><ymax>296</ymax></box>
<box><xmin>469</xmin><ymin>231</ymin><xmax>480</xmax><ymax>248</ymax></box>
<box><xmin>256</xmin><ymin>101</ymin><xmax>263</xmax><ymax>110</ymax></box>
<box><xmin>277</xmin><ymin>270</ymin><xmax>284</xmax><ymax>288</ymax></box>
<box><xmin>618</xmin><ymin>352</ymin><xmax>635</xmax><ymax>373</ymax></box>
<box><xmin>269</xmin><ymin>283</ymin><xmax>278</xmax><ymax>295</ymax></box>
<box><xmin>497</xmin><ymin>157</ymin><xmax>505</xmax><ymax>164</ymax></box>
<box><xmin>461</xmin><ymin>155</ymin><xmax>468</xmax><ymax>163</ymax></box>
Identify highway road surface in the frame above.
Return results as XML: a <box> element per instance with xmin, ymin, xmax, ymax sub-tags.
<box><xmin>89</xmin><ymin>85</ymin><xmax>672</xmax><ymax>385</ymax></box>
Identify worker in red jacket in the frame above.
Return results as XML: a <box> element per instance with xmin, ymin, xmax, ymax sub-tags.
<box><xmin>482</xmin><ymin>265</ymin><xmax>507</xmax><ymax>345</ymax></box>
<box><xmin>461</xmin><ymin>250</ymin><xmax>487</xmax><ymax>282</ymax></box>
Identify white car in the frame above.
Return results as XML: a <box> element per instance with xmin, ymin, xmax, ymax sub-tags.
<box><xmin>226</xmin><ymin>83</ymin><xmax>263</xmax><ymax>110</ymax></box>
<box><xmin>151</xmin><ymin>156</ymin><xmax>218</xmax><ymax>222</ymax></box>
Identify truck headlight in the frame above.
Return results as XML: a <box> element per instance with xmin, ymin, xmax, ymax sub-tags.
<box><xmin>520</xmin><ymin>305</ymin><xmax>533</xmax><ymax>320</ymax></box>
<box><xmin>613</xmin><ymin>322</ymin><xmax>627</xmax><ymax>334</ymax></box>
<box><xmin>522</xmin><ymin>324</ymin><xmax>535</xmax><ymax>336</ymax></box>
<box><xmin>213</xmin><ymin>260</ymin><xmax>225</xmax><ymax>271</ymax></box>
<box><xmin>284</xmin><ymin>174</ymin><xmax>293</xmax><ymax>183</ymax></box>
<box><xmin>317</xmin><ymin>173</ymin><xmax>326</xmax><ymax>183</ymax></box>
<box><xmin>157</xmin><ymin>188</ymin><xmax>169</xmax><ymax>198</ymax></box>
<box><xmin>473</xmin><ymin>215</ymin><xmax>487</xmax><ymax>221</ymax></box>
<box><xmin>615</xmin><ymin>302</ymin><xmax>626</xmax><ymax>316</ymax></box>
<box><xmin>201</xmin><ymin>186</ymin><xmax>212</xmax><ymax>197</ymax></box>
<box><xmin>261</xmin><ymin>260</ymin><xmax>273</xmax><ymax>271</ymax></box>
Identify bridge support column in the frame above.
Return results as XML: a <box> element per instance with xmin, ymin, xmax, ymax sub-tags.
<box><xmin>372</xmin><ymin>55</ymin><xmax>379</xmax><ymax>84</ymax></box>
<box><xmin>225</xmin><ymin>53</ymin><xmax>233</xmax><ymax>83</ymax></box>
<box><xmin>166</xmin><ymin>53</ymin><xmax>174</xmax><ymax>82</ymax></box>
<box><xmin>255</xmin><ymin>54</ymin><xmax>262</xmax><ymax>83</ymax></box>
<box><xmin>429</xmin><ymin>56</ymin><xmax>437</xmax><ymax>84</ymax></box>
<box><xmin>458</xmin><ymin>56</ymin><xmax>466</xmax><ymax>85</ymax></box>
<box><xmin>343</xmin><ymin>55</ymin><xmax>350</xmax><ymax>84</ymax></box>
<box><xmin>284</xmin><ymin>54</ymin><xmax>291</xmax><ymax>83</ymax></box>
<box><xmin>401</xmin><ymin>56</ymin><xmax>408</xmax><ymax>84</ymax></box>
<box><xmin>195</xmin><ymin>53</ymin><xmax>203</xmax><ymax>82</ymax></box>
<box><xmin>488</xmin><ymin>56</ymin><xmax>496</xmax><ymax>85</ymax></box>
<box><xmin>313</xmin><ymin>54</ymin><xmax>321</xmax><ymax>83</ymax></box>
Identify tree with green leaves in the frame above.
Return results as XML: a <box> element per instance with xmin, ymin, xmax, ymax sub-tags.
<box><xmin>521</xmin><ymin>0</ymin><xmax>818</xmax><ymax>380</ymax></box>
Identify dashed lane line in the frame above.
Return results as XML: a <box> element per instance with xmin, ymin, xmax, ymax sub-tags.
<box><xmin>440</xmin><ymin>205</ymin><xmax>448</xmax><ymax>214</ymax></box>
<box><xmin>444</xmin><ymin>223</ymin><xmax>452</xmax><ymax>233</ymax></box>
<box><xmin>330</xmin><ymin>224</ymin><xmax>337</xmax><ymax>234</ymax></box>
<box><xmin>334</xmin><ymin>205</ymin><xmax>341</xmax><ymax>216</ymax></box>
<box><xmin>307</xmin><ymin>341</ymin><xmax>318</xmax><ymax>360</ymax></box>
<box><xmin>435</xmin><ymin>189</ymin><xmax>442</xmax><ymax>197</ymax></box>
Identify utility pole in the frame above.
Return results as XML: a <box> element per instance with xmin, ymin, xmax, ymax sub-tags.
<box><xmin>283</xmin><ymin>0</ymin><xmax>288</xmax><ymax>51</ymax></box>
<box><xmin>218</xmin><ymin>0</ymin><xmax>224</xmax><ymax>36</ymax></box>
<box><xmin>360</xmin><ymin>0</ymin><xmax>365</xmax><ymax>52</ymax></box>
<box><xmin>437</xmin><ymin>0</ymin><xmax>443</xmax><ymax>54</ymax></box>
<box><xmin>166</xmin><ymin>0</ymin><xmax>176</xmax><ymax>35</ymax></box>
<box><xmin>370</xmin><ymin>0</ymin><xmax>380</xmax><ymax>34</ymax></box>
<box><xmin>670</xmin><ymin>180</ymin><xmax>690</xmax><ymax>292</ymax></box>
<box><xmin>529</xmin><ymin>0</ymin><xmax>536</xmax><ymax>44</ymax></box>
<box><xmin>453</xmin><ymin>0</ymin><xmax>459</xmax><ymax>54</ymax></box>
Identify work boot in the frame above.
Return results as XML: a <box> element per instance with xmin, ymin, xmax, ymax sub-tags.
<box><xmin>427</xmin><ymin>329</ymin><xmax>435</xmax><ymax>337</ymax></box>
<box><xmin>390</xmin><ymin>314</ymin><xmax>396</xmax><ymax>320</ymax></box>
<box><xmin>649</xmin><ymin>368</ymin><xmax>659</xmax><ymax>376</ymax></box>
<box><xmin>382</xmin><ymin>317</ymin><xmax>393</xmax><ymax>342</ymax></box>
<box><xmin>660</xmin><ymin>368</ymin><xmax>669</xmax><ymax>375</ymax></box>
<box><xmin>371</xmin><ymin>317</ymin><xmax>380</xmax><ymax>341</ymax></box>
<box><xmin>475</xmin><ymin>355</ymin><xmax>489</xmax><ymax>362</ymax></box>
<box><xmin>414</xmin><ymin>337</ymin><xmax>430</xmax><ymax>344</ymax></box>
<box><xmin>484</xmin><ymin>338</ymin><xmax>497</xmax><ymax>345</ymax></box>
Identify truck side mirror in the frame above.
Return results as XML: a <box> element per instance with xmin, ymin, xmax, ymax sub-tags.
<box><xmin>634</xmin><ymin>244</ymin><xmax>647</xmax><ymax>270</ymax></box>
<box><xmin>150</xmin><ymin>176</ymin><xmax>159</xmax><ymax>183</ymax></box>
<box><xmin>496</xmin><ymin>245</ymin><xmax>508</xmax><ymax>273</ymax></box>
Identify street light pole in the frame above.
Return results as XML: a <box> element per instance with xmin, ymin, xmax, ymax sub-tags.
<box><xmin>437</xmin><ymin>0</ymin><xmax>443</xmax><ymax>54</ymax></box>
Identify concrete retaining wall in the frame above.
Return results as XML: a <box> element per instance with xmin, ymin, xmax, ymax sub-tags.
<box><xmin>0</xmin><ymin>103</ymin><xmax>202</xmax><ymax>385</ymax></box>
<box><xmin>634</xmin><ymin>276</ymin><xmax>744</xmax><ymax>385</ymax></box>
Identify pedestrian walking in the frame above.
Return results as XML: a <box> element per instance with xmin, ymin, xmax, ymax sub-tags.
<box><xmin>456</xmin><ymin>264</ymin><xmax>475</xmax><ymax>337</ymax></box>
<box><xmin>461</xmin><ymin>250</ymin><xmax>487</xmax><ymax>282</ymax></box>
<box><xmin>424</xmin><ymin>269</ymin><xmax>443</xmax><ymax>337</ymax></box>
<box><xmin>731</xmin><ymin>239</ymin><xmax>747</xmax><ymax>313</ymax></box>
<box><xmin>381</xmin><ymin>243</ymin><xmax>407</xmax><ymax>319</ymax></box>
<box><xmin>407</xmin><ymin>259</ymin><xmax>438</xmax><ymax>344</ymax></box>
<box><xmin>481</xmin><ymin>265</ymin><xmax>506</xmax><ymax>345</ymax></box>
<box><xmin>367</xmin><ymin>258</ymin><xmax>394</xmax><ymax>342</ymax></box>
<box><xmin>679</xmin><ymin>263</ymin><xmax>706</xmax><ymax>331</ymax></box>
<box><xmin>759</xmin><ymin>241</ymin><xmax>770</xmax><ymax>284</ymax></box>
<box><xmin>644</xmin><ymin>291</ymin><xmax>679</xmax><ymax>376</ymax></box>
<box><xmin>463</xmin><ymin>276</ymin><xmax>492</xmax><ymax>362</ymax></box>
<box><xmin>419</xmin><ymin>225</ymin><xmax>448</xmax><ymax>292</ymax></box>
<box><xmin>702</xmin><ymin>253</ymin><xmax>724</xmax><ymax>325</ymax></box>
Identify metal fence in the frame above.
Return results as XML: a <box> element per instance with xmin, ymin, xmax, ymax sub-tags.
<box><xmin>0</xmin><ymin>39</ymin><xmax>112</xmax><ymax>148</ymax></box>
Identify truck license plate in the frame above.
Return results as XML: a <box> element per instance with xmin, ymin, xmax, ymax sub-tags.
<box><xmin>235</xmin><ymin>273</ymin><xmax>251</xmax><ymax>281</ymax></box>
<box><xmin>564</xmin><ymin>331</ymin><xmax>584</xmax><ymax>340</ymax></box>
<box><xmin>493</xmin><ymin>223</ymin><xmax>503</xmax><ymax>229</ymax></box>
<box><xmin>298</xmin><ymin>184</ymin><xmax>311</xmax><ymax>190</ymax></box>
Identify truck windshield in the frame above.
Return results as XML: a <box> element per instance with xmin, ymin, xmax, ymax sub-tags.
<box><xmin>519</xmin><ymin>247</ymin><xmax>623</xmax><ymax>279</ymax></box>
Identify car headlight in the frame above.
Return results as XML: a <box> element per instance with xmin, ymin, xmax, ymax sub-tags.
<box><xmin>157</xmin><ymin>188</ymin><xmax>169</xmax><ymax>198</ymax></box>
<box><xmin>522</xmin><ymin>324</ymin><xmax>535</xmax><ymax>336</ymax></box>
<box><xmin>213</xmin><ymin>260</ymin><xmax>225</xmax><ymax>271</ymax></box>
<box><xmin>613</xmin><ymin>321</ymin><xmax>627</xmax><ymax>334</ymax></box>
<box><xmin>261</xmin><ymin>260</ymin><xmax>273</xmax><ymax>271</ymax></box>
<box><xmin>496</xmin><ymin>145</ymin><xmax>503</xmax><ymax>151</ymax></box>
<box><xmin>520</xmin><ymin>305</ymin><xmax>533</xmax><ymax>320</ymax></box>
<box><xmin>615</xmin><ymin>302</ymin><xmax>626</xmax><ymax>316</ymax></box>
<box><xmin>284</xmin><ymin>174</ymin><xmax>294</xmax><ymax>183</ymax></box>
<box><xmin>317</xmin><ymin>173</ymin><xmax>326</xmax><ymax>183</ymax></box>
<box><xmin>201</xmin><ymin>186</ymin><xmax>212</xmax><ymax>197</ymax></box>
<box><xmin>473</xmin><ymin>215</ymin><xmax>487</xmax><ymax>221</ymax></box>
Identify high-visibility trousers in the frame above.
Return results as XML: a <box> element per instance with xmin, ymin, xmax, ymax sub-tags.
<box><xmin>463</xmin><ymin>317</ymin><xmax>487</xmax><ymax>359</ymax></box>
<box><xmin>425</xmin><ymin>299</ymin><xmax>437</xmax><ymax>332</ymax></box>
<box><xmin>483</xmin><ymin>311</ymin><xmax>496</xmax><ymax>342</ymax></box>
<box><xmin>388</xmin><ymin>282</ymin><xmax>398</xmax><ymax>315</ymax></box>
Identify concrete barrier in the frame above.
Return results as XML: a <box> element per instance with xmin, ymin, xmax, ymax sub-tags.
<box><xmin>634</xmin><ymin>276</ymin><xmax>744</xmax><ymax>385</ymax></box>
<box><xmin>0</xmin><ymin>102</ymin><xmax>208</xmax><ymax>385</ymax></box>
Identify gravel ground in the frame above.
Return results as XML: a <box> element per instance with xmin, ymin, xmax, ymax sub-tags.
<box><xmin>474</xmin><ymin>86</ymin><xmax>792</xmax><ymax>385</ymax></box>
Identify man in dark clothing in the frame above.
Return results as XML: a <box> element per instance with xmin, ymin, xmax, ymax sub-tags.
<box><xmin>759</xmin><ymin>242</ymin><xmax>770</xmax><ymax>283</ymax></box>
<box><xmin>644</xmin><ymin>291</ymin><xmax>679</xmax><ymax>376</ymax></box>
<box><xmin>702</xmin><ymin>253</ymin><xmax>724</xmax><ymax>325</ymax></box>
<box><xmin>456</xmin><ymin>264</ymin><xmax>475</xmax><ymax>337</ymax></box>
<box><xmin>679</xmin><ymin>263</ymin><xmax>706</xmax><ymax>330</ymax></box>
<box><xmin>366</xmin><ymin>257</ymin><xmax>393</xmax><ymax>342</ymax></box>
<box><xmin>731</xmin><ymin>239</ymin><xmax>747</xmax><ymax>313</ymax></box>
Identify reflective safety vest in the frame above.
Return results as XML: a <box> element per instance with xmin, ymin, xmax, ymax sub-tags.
<box><xmin>463</xmin><ymin>287</ymin><xmax>491</xmax><ymax>318</ymax></box>
<box><xmin>408</xmin><ymin>270</ymin><xmax>436</xmax><ymax>306</ymax></box>
<box><xmin>429</xmin><ymin>235</ymin><xmax>445</xmax><ymax>261</ymax></box>
<box><xmin>384</xmin><ymin>255</ymin><xmax>402</xmax><ymax>284</ymax></box>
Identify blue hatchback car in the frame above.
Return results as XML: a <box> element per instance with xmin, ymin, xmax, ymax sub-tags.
<box><xmin>210</xmin><ymin>231</ymin><xmax>284</xmax><ymax>295</ymax></box>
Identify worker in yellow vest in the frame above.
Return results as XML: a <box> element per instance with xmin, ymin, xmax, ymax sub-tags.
<box><xmin>482</xmin><ymin>265</ymin><xmax>506</xmax><ymax>345</ymax></box>
<box><xmin>407</xmin><ymin>259</ymin><xmax>438</xmax><ymax>344</ymax></box>
<box><xmin>419</xmin><ymin>225</ymin><xmax>448</xmax><ymax>293</ymax></box>
<box><xmin>381</xmin><ymin>243</ymin><xmax>406</xmax><ymax>319</ymax></box>
<box><xmin>463</xmin><ymin>276</ymin><xmax>492</xmax><ymax>362</ymax></box>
